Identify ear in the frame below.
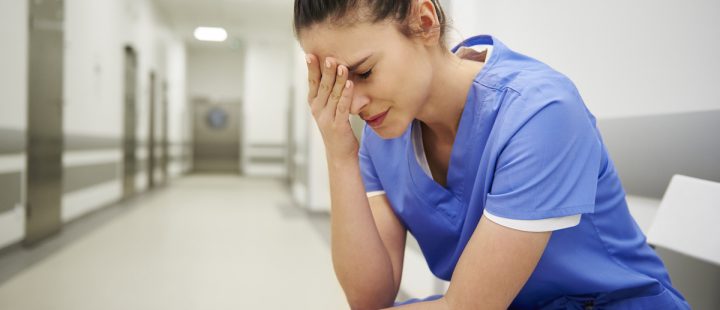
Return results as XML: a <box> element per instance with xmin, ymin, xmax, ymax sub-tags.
<box><xmin>414</xmin><ymin>0</ymin><xmax>442</xmax><ymax>45</ymax></box>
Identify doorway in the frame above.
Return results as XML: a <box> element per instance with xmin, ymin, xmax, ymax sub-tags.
<box><xmin>192</xmin><ymin>98</ymin><xmax>241</xmax><ymax>173</ymax></box>
<box><xmin>147</xmin><ymin>71</ymin><xmax>156</xmax><ymax>188</ymax></box>
<box><xmin>161</xmin><ymin>80</ymin><xmax>169</xmax><ymax>182</ymax></box>
<box><xmin>122</xmin><ymin>46</ymin><xmax>138</xmax><ymax>199</ymax></box>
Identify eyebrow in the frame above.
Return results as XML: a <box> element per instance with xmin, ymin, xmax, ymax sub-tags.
<box><xmin>346</xmin><ymin>54</ymin><xmax>373</xmax><ymax>74</ymax></box>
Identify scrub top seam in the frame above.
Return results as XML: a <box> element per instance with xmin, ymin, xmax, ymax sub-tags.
<box><xmin>475</xmin><ymin>78</ymin><xmax>518</xmax><ymax>94</ymax></box>
<box><xmin>481</xmin><ymin>88</ymin><xmax>530</xmax><ymax>171</ymax></box>
<box><xmin>585</xmin><ymin>214</ymin><xmax>665</xmax><ymax>291</ymax></box>
<box><xmin>406</xmin><ymin>171</ymin><xmax>461</xmax><ymax>228</ymax></box>
<box><xmin>418</xmin><ymin>193</ymin><xmax>459</xmax><ymax>227</ymax></box>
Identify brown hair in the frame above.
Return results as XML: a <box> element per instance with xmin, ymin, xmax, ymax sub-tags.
<box><xmin>293</xmin><ymin>0</ymin><xmax>448</xmax><ymax>46</ymax></box>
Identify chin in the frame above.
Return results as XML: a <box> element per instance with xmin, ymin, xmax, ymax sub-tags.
<box><xmin>370</xmin><ymin>122</ymin><xmax>409</xmax><ymax>140</ymax></box>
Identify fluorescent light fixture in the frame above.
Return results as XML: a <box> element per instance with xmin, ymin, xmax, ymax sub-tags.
<box><xmin>194</xmin><ymin>27</ymin><xmax>228</xmax><ymax>42</ymax></box>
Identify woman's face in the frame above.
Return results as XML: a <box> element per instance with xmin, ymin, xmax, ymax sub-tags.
<box><xmin>299</xmin><ymin>21</ymin><xmax>434</xmax><ymax>139</ymax></box>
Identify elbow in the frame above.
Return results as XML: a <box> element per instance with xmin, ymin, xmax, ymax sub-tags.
<box><xmin>347</xmin><ymin>299</ymin><xmax>393</xmax><ymax>310</ymax></box>
<box><xmin>345</xmin><ymin>287</ymin><xmax>396</xmax><ymax>310</ymax></box>
<box><xmin>335</xmin><ymin>264</ymin><xmax>398</xmax><ymax>309</ymax></box>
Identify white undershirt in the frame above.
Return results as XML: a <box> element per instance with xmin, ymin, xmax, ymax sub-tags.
<box><xmin>366</xmin><ymin>45</ymin><xmax>582</xmax><ymax>232</ymax></box>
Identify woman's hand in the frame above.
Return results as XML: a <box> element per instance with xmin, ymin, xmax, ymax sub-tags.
<box><xmin>306</xmin><ymin>54</ymin><xmax>358</xmax><ymax>162</ymax></box>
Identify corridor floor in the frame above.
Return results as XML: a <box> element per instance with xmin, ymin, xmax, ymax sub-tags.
<box><xmin>0</xmin><ymin>175</ymin><xmax>348</xmax><ymax>310</ymax></box>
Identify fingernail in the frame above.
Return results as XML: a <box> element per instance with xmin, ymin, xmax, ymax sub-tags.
<box><xmin>325</xmin><ymin>58</ymin><xmax>331</xmax><ymax>68</ymax></box>
<box><xmin>305</xmin><ymin>55</ymin><xmax>312</xmax><ymax>64</ymax></box>
<box><xmin>337</xmin><ymin>66</ymin><xmax>344</xmax><ymax>76</ymax></box>
<box><xmin>345</xmin><ymin>80</ymin><xmax>352</xmax><ymax>89</ymax></box>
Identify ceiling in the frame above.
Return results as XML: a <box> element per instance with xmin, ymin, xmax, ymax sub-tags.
<box><xmin>152</xmin><ymin>0</ymin><xmax>295</xmax><ymax>48</ymax></box>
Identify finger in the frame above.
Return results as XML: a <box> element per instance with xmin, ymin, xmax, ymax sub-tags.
<box><xmin>335</xmin><ymin>80</ymin><xmax>353</xmax><ymax>124</ymax></box>
<box><xmin>312</xmin><ymin>57</ymin><xmax>338</xmax><ymax>113</ymax></box>
<box><xmin>306</xmin><ymin>54</ymin><xmax>321</xmax><ymax>103</ymax></box>
<box><xmin>326</xmin><ymin>64</ymin><xmax>348</xmax><ymax>118</ymax></box>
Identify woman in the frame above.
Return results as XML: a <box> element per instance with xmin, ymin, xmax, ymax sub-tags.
<box><xmin>293</xmin><ymin>0</ymin><xmax>690</xmax><ymax>309</ymax></box>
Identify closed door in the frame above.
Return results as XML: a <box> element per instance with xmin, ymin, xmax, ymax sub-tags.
<box><xmin>122</xmin><ymin>46</ymin><xmax>138</xmax><ymax>199</ymax></box>
<box><xmin>192</xmin><ymin>98</ymin><xmax>241</xmax><ymax>173</ymax></box>
<box><xmin>161</xmin><ymin>81</ymin><xmax>169</xmax><ymax>182</ymax></box>
<box><xmin>25</xmin><ymin>0</ymin><xmax>64</xmax><ymax>245</ymax></box>
<box><xmin>147</xmin><ymin>72</ymin><xmax>156</xmax><ymax>188</ymax></box>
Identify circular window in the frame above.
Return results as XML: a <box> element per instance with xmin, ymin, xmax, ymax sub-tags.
<box><xmin>206</xmin><ymin>107</ymin><xmax>228</xmax><ymax>130</ymax></box>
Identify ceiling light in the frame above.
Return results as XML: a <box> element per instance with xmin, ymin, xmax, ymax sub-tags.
<box><xmin>193</xmin><ymin>27</ymin><xmax>228</xmax><ymax>42</ymax></box>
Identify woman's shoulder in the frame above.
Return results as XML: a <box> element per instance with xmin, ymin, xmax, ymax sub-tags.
<box><xmin>497</xmin><ymin>62</ymin><xmax>577</xmax><ymax>101</ymax></box>
<box><xmin>486</xmin><ymin>59</ymin><xmax>593</xmax><ymax>143</ymax></box>
<box><xmin>481</xmin><ymin>49</ymin><xmax>582</xmax><ymax>113</ymax></box>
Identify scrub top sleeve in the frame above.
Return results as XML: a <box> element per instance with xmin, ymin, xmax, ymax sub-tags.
<box><xmin>358</xmin><ymin>127</ymin><xmax>384</xmax><ymax>194</ymax></box>
<box><xmin>484</xmin><ymin>98</ymin><xmax>602</xmax><ymax>220</ymax></box>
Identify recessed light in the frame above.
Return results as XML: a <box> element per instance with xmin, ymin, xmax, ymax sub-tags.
<box><xmin>193</xmin><ymin>27</ymin><xmax>228</xmax><ymax>42</ymax></box>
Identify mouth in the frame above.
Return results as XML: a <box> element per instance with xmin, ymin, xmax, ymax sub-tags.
<box><xmin>363</xmin><ymin>110</ymin><xmax>389</xmax><ymax>128</ymax></box>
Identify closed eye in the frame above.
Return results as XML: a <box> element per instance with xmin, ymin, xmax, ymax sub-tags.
<box><xmin>357</xmin><ymin>69</ymin><xmax>372</xmax><ymax>80</ymax></box>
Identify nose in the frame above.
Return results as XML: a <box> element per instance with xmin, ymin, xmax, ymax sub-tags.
<box><xmin>350</xmin><ymin>93</ymin><xmax>370</xmax><ymax>116</ymax></box>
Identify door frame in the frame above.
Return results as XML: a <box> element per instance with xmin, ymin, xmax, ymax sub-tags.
<box><xmin>25</xmin><ymin>0</ymin><xmax>65</xmax><ymax>245</ymax></box>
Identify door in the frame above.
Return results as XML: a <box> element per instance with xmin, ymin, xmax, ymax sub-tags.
<box><xmin>25</xmin><ymin>0</ymin><xmax>64</xmax><ymax>245</ymax></box>
<box><xmin>147</xmin><ymin>71</ymin><xmax>156</xmax><ymax>188</ymax></box>
<box><xmin>161</xmin><ymin>80</ymin><xmax>169</xmax><ymax>182</ymax></box>
<box><xmin>122</xmin><ymin>46</ymin><xmax>138</xmax><ymax>198</ymax></box>
<box><xmin>192</xmin><ymin>98</ymin><xmax>241</xmax><ymax>173</ymax></box>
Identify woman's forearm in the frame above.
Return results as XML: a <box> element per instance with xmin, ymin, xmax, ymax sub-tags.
<box><xmin>327</xmin><ymin>156</ymin><xmax>397</xmax><ymax>308</ymax></box>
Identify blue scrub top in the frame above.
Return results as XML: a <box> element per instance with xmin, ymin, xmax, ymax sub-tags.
<box><xmin>358</xmin><ymin>35</ymin><xmax>689</xmax><ymax>309</ymax></box>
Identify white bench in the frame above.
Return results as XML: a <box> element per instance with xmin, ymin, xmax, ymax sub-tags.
<box><xmin>647</xmin><ymin>175</ymin><xmax>720</xmax><ymax>265</ymax></box>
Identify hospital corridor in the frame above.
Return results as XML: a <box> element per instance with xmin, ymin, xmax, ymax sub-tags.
<box><xmin>1</xmin><ymin>0</ymin><xmax>719</xmax><ymax>309</ymax></box>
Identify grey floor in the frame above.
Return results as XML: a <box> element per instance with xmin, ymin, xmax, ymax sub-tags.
<box><xmin>0</xmin><ymin>175</ymin><xmax>349</xmax><ymax>310</ymax></box>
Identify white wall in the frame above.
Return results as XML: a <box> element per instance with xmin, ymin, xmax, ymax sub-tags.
<box><xmin>0</xmin><ymin>0</ymin><xmax>190</xmax><ymax>248</ymax></box>
<box><xmin>290</xmin><ymin>43</ymin><xmax>310</xmax><ymax>207</ymax></box>
<box><xmin>241</xmin><ymin>41</ymin><xmax>293</xmax><ymax>176</ymax></box>
<box><xmin>0</xmin><ymin>1</ymin><xmax>28</xmax><ymax>249</ymax></box>
<box><xmin>61</xmin><ymin>0</ymin><xmax>188</xmax><ymax>222</ymax></box>
<box><xmin>64</xmin><ymin>0</ymin><xmax>123</xmax><ymax>137</ymax></box>
<box><xmin>446</xmin><ymin>0</ymin><xmax>720</xmax><ymax>118</ymax></box>
<box><xmin>166</xmin><ymin>37</ymin><xmax>190</xmax><ymax>176</ymax></box>
<box><xmin>62</xmin><ymin>0</ymin><xmax>125</xmax><ymax>222</ymax></box>
<box><xmin>243</xmin><ymin>42</ymin><xmax>291</xmax><ymax>144</ymax></box>
<box><xmin>0</xmin><ymin>1</ymin><xmax>28</xmax><ymax>131</ymax></box>
<box><xmin>187</xmin><ymin>46</ymin><xmax>246</xmax><ymax>102</ymax></box>
<box><xmin>289</xmin><ymin>42</ymin><xmax>332</xmax><ymax>211</ymax></box>
<box><xmin>0</xmin><ymin>156</ymin><xmax>25</xmax><ymax>250</ymax></box>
